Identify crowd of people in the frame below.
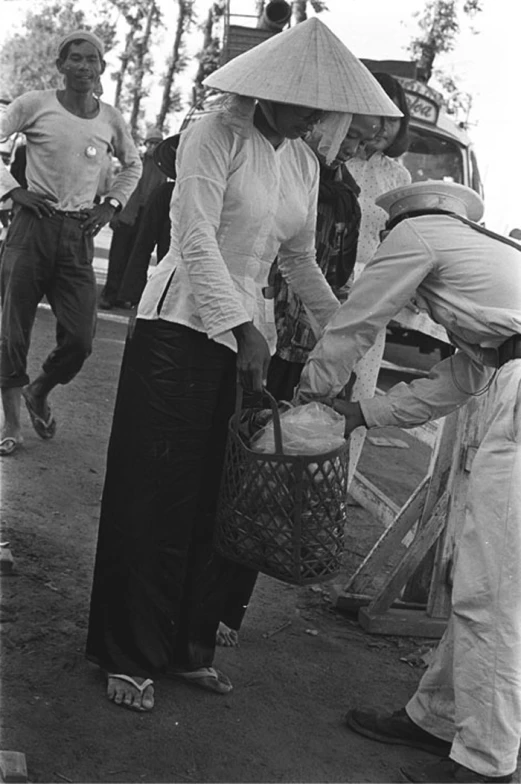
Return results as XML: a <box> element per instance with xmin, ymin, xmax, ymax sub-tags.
<box><xmin>1</xmin><ymin>18</ymin><xmax>520</xmax><ymax>784</ymax></box>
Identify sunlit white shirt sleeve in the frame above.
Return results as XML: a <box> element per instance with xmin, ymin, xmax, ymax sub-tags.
<box><xmin>299</xmin><ymin>221</ymin><xmax>436</xmax><ymax>399</ymax></box>
<box><xmin>360</xmin><ymin>352</ymin><xmax>494</xmax><ymax>428</ymax></box>
<box><xmin>161</xmin><ymin>119</ymin><xmax>251</xmax><ymax>338</ymax></box>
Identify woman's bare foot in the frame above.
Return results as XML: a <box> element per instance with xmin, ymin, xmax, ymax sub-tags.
<box><xmin>107</xmin><ymin>674</ymin><xmax>154</xmax><ymax>712</ymax></box>
<box><xmin>216</xmin><ymin>622</ymin><xmax>239</xmax><ymax>647</ymax></box>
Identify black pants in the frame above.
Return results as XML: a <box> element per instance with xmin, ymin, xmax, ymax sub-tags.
<box><xmin>0</xmin><ymin>208</ymin><xmax>96</xmax><ymax>388</ymax></box>
<box><xmin>86</xmin><ymin>319</ymin><xmax>256</xmax><ymax>677</ymax></box>
<box><xmin>102</xmin><ymin>222</ymin><xmax>140</xmax><ymax>305</ymax></box>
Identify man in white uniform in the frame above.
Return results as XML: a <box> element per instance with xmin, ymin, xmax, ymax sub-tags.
<box><xmin>297</xmin><ymin>180</ymin><xmax>521</xmax><ymax>783</ymax></box>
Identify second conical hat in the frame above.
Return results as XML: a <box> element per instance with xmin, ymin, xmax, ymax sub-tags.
<box><xmin>204</xmin><ymin>17</ymin><xmax>402</xmax><ymax>117</ymax></box>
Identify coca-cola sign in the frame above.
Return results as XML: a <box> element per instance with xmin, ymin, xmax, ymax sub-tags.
<box><xmin>404</xmin><ymin>90</ymin><xmax>440</xmax><ymax>125</ymax></box>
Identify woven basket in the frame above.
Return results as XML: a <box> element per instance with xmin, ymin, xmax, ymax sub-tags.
<box><xmin>214</xmin><ymin>387</ymin><xmax>349</xmax><ymax>585</ymax></box>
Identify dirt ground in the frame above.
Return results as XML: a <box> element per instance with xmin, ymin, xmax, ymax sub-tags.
<box><xmin>0</xmin><ymin>303</ymin><xmax>511</xmax><ymax>784</ymax></box>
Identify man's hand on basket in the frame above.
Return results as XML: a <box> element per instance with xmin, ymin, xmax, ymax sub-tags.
<box><xmin>233</xmin><ymin>321</ymin><xmax>271</xmax><ymax>393</ymax></box>
<box><xmin>332</xmin><ymin>399</ymin><xmax>367</xmax><ymax>437</ymax></box>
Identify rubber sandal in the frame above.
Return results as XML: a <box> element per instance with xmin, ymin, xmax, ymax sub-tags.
<box><xmin>107</xmin><ymin>673</ymin><xmax>154</xmax><ymax>712</ymax></box>
<box><xmin>22</xmin><ymin>389</ymin><xmax>56</xmax><ymax>440</ymax></box>
<box><xmin>0</xmin><ymin>437</ymin><xmax>23</xmax><ymax>457</ymax></box>
<box><xmin>168</xmin><ymin>666</ymin><xmax>233</xmax><ymax>694</ymax></box>
<box><xmin>216</xmin><ymin>622</ymin><xmax>240</xmax><ymax>647</ymax></box>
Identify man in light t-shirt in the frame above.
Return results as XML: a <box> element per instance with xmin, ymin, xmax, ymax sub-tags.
<box><xmin>0</xmin><ymin>30</ymin><xmax>142</xmax><ymax>456</ymax></box>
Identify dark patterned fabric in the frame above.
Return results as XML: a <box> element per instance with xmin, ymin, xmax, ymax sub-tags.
<box><xmin>272</xmin><ymin>162</ymin><xmax>361</xmax><ymax>364</ymax></box>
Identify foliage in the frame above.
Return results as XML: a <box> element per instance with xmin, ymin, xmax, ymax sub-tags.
<box><xmin>193</xmin><ymin>1</ymin><xmax>226</xmax><ymax>104</ymax></box>
<box><xmin>107</xmin><ymin>0</ymin><xmax>162</xmax><ymax>134</ymax></box>
<box><xmin>127</xmin><ymin>0</ymin><xmax>162</xmax><ymax>138</ymax></box>
<box><xmin>309</xmin><ymin>0</ymin><xmax>329</xmax><ymax>11</ymax></box>
<box><xmin>156</xmin><ymin>0</ymin><xmax>196</xmax><ymax>131</ymax></box>
<box><xmin>407</xmin><ymin>0</ymin><xmax>482</xmax><ymax>125</ymax></box>
<box><xmin>433</xmin><ymin>71</ymin><xmax>473</xmax><ymax>125</ymax></box>
<box><xmin>408</xmin><ymin>0</ymin><xmax>482</xmax><ymax>83</ymax></box>
<box><xmin>0</xmin><ymin>0</ymin><xmax>116</xmax><ymax>100</ymax></box>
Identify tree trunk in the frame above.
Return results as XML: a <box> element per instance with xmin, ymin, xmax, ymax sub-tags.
<box><xmin>129</xmin><ymin>0</ymin><xmax>157</xmax><ymax>136</ymax></box>
<box><xmin>291</xmin><ymin>0</ymin><xmax>307</xmax><ymax>23</ymax></box>
<box><xmin>113</xmin><ymin>27</ymin><xmax>135</xmax><ymax>110</ymax></box>
<box><xmin>416</xmin><ymin>41</ymin><xmax>437</xmax><ymax>83</ymax></box>
<box><xmin>156</xmin><ymin>0</ymin><xmax>193</xmax><ymax>130</ymax></box>
<box><xmin>193</xmin><ymin>6</ymin><xmax>214</xmax><ymax>96</ymax></box>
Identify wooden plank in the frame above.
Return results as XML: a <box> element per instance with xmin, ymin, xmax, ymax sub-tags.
<box><xmin>349</xmin><ymin>471</ymin><xmax>400</xmax><ymax>528</ymax></box>
<box><xmin>358</xmin><ymin>607</ymin><xmax>447</xmax><ymax>638</ymax></box>
<box><xmin>367</xmin><ymin>490</ymin><xmax>450</xmax><ymax>617</ymax></box>
<box><xmin>330</xmin><ymin>589</ymin><xmax>372</xmax><ymax>611</ymax></box>
<box><xmin>427</xmin><ymin>395</ymin><xmax>489</xmax><ymax>618</ymax></box>
<box><xmin>380</xmin><ymin>359</ymin><xmax>430</xmax><ymax>377</ymax></box>
<box><xmin>401</xmin><ymin>412</ymin><xmax>458</xmax><ymax>604</ymax></box>
<box><xmin>406</xmin><ymin>420</ymin><xmax>440</xmax><ymax>449</ymax></box>
<box><xmin>332</xmin><ymin>589</ymin><xmax>429</xmax><ymax>613</ymax></box>
<box><xmin>337</xmin><ymin>476</ymin><xmax>429</xmax><ymax>599</ymax></box>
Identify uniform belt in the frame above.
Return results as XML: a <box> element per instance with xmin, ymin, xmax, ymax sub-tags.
<box><xmin>497</xmin><ymin>334</ymin><xmax>521</xmax><ymax>366</ymax></box>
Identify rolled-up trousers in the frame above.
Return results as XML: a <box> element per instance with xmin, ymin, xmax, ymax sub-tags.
<box><xmin>0</xmin><ymin>207</ymin><xmax>96</xmax><ymax>389</ymax></box>
<box><xmin>86</xmin><ymin>319</ymin><xmax>256</xmax><ymax>677</ymax></box>
<box><xmin>407</xmin><ymin>359</ymin><xmax>521</xmax><ymax>778</ymax></box>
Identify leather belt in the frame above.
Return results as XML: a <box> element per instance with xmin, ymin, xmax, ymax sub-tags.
<box><xmin>54</xmin><ymin>210</ymin><xmax>88</xmax><ymax>221</ymax></box>
<box><xmin>497</xmin><ymin>334</ymin><xmax>521</xmax><ymax>367</ymax></box>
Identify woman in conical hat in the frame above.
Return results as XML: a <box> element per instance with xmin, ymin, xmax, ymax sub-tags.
<box><xmin>86</xmin><ymin>17</ymin><xmax>402</xmax><ymax>712</ymax></box>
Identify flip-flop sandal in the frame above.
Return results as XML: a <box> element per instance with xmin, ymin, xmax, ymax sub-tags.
<box><xmin>0</xmin><ymin>436</ymin><xmax>23</xmax><ymax>457</ymax></box>
<box><xmin>22</xmin><ymin>389</ymin><xmax>56</xmax><ymax>440</ymax></box>
<box><xmin>168</xmin><ymin>666</ymin><xmax>233</xmax><ymax>694</ymax></box>
<box><xmin>107</xmin><ymin>673</ymin><xmax>154</xmax><ymax>712</ymax></box>
<box><xmin>216</xmin><ymin>622</ymin><xmax>240</xmax><ymax>647</ymax></box>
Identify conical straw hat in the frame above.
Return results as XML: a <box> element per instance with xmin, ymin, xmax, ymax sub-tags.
<box><xmin>204</xmin><ymin>17</ymin><xmax>402</xmax><ymax>117</ymax></box>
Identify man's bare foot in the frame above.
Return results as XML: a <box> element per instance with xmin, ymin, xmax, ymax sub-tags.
<box><xmin>216</xmin><ymin>622</ymin><xmax>239</xmax><ymax>647</ymax></box>
<box><xmin>23</xmin><ymin>385</ymin><xmax>51</xmax><ymax>421</ymax></box>
<box><xmin>107</xmin><ymin>674</ymin><xmax>154</xmax><ymax>712</ymax></box>
<box><xmin>22</xmin><ymin>387</ymin><xmax>56</xmax><ymax>439</ymax></box>
<box><xmin>1</xmin><ymin>387</ymin><xmax>23</xmax><ymax>443</ymax></box>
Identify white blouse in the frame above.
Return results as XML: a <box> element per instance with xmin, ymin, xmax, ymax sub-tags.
<box><xmin>138</xmin><ymin>111</ymin><xmax>339</xmax><ymax>353</ymax></box>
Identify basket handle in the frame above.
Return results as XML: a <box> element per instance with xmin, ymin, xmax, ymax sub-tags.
<box><xmin>234</xmin><ymin>384</ymin><xmax>284</xmax><ymax>454</ymax></box>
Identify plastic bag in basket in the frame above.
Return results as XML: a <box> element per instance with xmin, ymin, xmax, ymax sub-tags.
<box><xmin>250</xmin><ymin>402</ymin><xmax>346</xmax><ymax>455</ymax></box>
